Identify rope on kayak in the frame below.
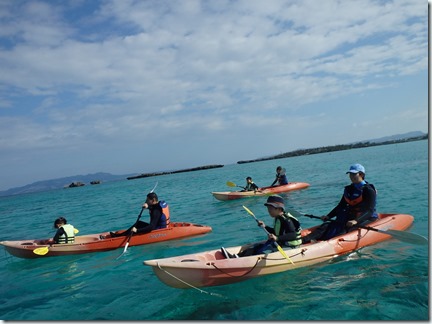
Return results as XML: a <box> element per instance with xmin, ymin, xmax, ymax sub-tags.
<box><xmin>156</xmin><ymin>263</ymin><xmax>224</xmax><ymax>298</ymax></box>
<box><xmin>261</xmin><ymin>248</ymin><xmax>306</xmax><ymax>261</ymax></box>
<box><xmin>211</xmin><ymin>257</ymin><xmax>261</xmax><ymax>277</ymax></box>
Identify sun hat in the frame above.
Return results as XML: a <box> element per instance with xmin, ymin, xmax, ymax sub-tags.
<box><xmin>264</xmin><ymin>195</ymin><xmax>285</xmax><ymax>210</ymax></box>
<box><xmin>346</xmin><ymin>163</ymin><xmax>365</xmax><ymax>174</ymax></box>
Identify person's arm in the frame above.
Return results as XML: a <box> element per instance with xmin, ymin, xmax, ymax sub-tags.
<box><xmin>270</xmin><ymin>176</ymin><xmax>278</xmax><ymax>186</ymax></box>
<box><xmin>52</xmin><ymin>227</ymin><xmax>65</xmax><ymax>244</ymax></box>
<box><xmin>136</xmin><ymin>208</ymin><xmax>162</xmax><ymax>234</ymax></box>
<box><xmin>324</xmin><ymin>195</ymin><xmax>346</xmax><ymax>220</ymax></box>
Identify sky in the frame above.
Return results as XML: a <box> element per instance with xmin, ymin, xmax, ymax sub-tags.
<box><xmin>0</xmin><ymin>0</ymin><xmax>428</xmax><ymax>191</ymax></box>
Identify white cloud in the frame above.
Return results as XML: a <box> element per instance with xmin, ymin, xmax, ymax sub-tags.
<box><xmin>0</xmin><ymin>0</ymin><xmax>427</xmax><ymax>190</ymax></box>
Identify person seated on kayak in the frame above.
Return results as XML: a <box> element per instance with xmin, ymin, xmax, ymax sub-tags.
<box><xmin>221</xmin><ymin>195</ymin><xmax>302</xmax><ymax>258</ymax></box>
<box><xmin>302</xmin><ymin>163</ymin><xmax>378</xmax><ymax>244</ymax></box>
<box><xmin>110</xmin><ymin>192</ymin><xmax>170</xmax><ymax>238</ymax></box>
<box><xmin>270</xmin><ymin>166</ymin><xmax>288</xmax><ymax>186</ymax></box>
<box><xmin>52</xmin><ymin>217</ymin><xmax>76</xmax><ymax>244</ymax></box>
<box><xmin>242</xmin><ymin>176</ymin><xmax>260</xmax><ymax>192</ymax></box>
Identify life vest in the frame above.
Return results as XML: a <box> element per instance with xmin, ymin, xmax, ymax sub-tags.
<box><xmin>245</xmin><ymin>182</ymin><xmax>258</xmax><ymax>191</ymax></box>
<box><xmin>277</xmin><ymin>173</ymin><xmax>288</xmax><ymax>185</ymax></box>
<box><xmin>343</xmin><ymin>182</ymin><xmax>377</xmax><ymax>219</ymax></box>
<box><xmin>274</xmin><ymin>212</ymin><xmax>302</xmax><ymax>248</ymax></box>
<box><xmin>57</xmin><ymin>224</ymin><xmax>75</xmax><ymax>244</ymax></box>
<box><xmin>156</xmin><ymin>201</ymin><xmax>170</xmax><ymax>229</ymax></box>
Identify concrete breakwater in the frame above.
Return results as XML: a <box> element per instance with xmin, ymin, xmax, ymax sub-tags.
<box><xmin>127</xmin><ymin>164</ymin><xmax>224</xmax><ymax>180</ymax></box>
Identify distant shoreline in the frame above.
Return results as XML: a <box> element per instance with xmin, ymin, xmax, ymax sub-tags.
<box><xmin>126</xmin><ymin>164</ymin><xmax>224</xmax><ymax>180</ymax></box>
<box><xmin>237</xmin><ymin>134</ymin><xmax>428</xmax><ymax>164</ymax></box>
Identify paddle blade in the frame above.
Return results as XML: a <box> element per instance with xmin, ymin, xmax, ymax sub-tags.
<box><xmin>360</xmin><ymin>225</ymin><xmax>428</xmax><ymax>245</ymax></box>
<box><xmin>275</xmin><ymin>243</ymin><xmax>294</xmax><ymax>265</ymax></box>
<box><xmin>385</xmin><ymin>229</ymin><xmax>428</xmax><ymax>245</ymax></box>
<box><xmin>242</xmin><ymin>205</ymin><xmax>258</xmax><ymax>221</ymax></box>
<box><xmin>74</xmin><ymin>228</ymin><xmax>79</xmax><ymax>234</ymax></box>
<box><xmin>226</xmin><ymin>181</ymin><xmax>236</xmax><ymax>187</ymax></box>
<box><xmin>33</xmin><ymin>246</ymin><xmax>49</xmax><ymax>255</ymax></box>
<box><xmin>150</xmin><ymin>181</ymin><xmax>158</xmax><ymax>193</ymax></box>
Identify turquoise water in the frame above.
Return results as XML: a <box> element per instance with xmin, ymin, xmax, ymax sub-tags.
<box><xmin>0</xmin><ymin>140</ymin><xmax>428</xmax><ymax>321</ymax></box>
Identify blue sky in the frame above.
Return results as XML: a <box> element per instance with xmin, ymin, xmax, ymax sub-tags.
<box><xmin>0</xmin><ymin>0</ymin><xmax>428</xmax><ymax>191</ymax></box>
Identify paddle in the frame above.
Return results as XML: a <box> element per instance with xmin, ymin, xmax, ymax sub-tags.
<box><xmin>116</xmin><ymin>207</ymin><xmax>145</xmax><ymax>259</ymax></box>
<box><xmin>33</xmin><ymin>227</ymin><xmax>80</xmax><ymax>256</ymax></box>
<box><xmin>226</xmin><ymin>181</ymin><xmax>245</xmax><ymax>190</ymax></box>
<box><xmin>242</xmin><ymin>205</ymin><xmax>294</xmax><ymax>264</ymax></box>
<box><xmin>286</xmin><ymin>207</ymin><xmax>428</xmax><ymax>245</ymax></box>
<box><xmin>116</xmin><ymin>181</ymin><xmax>159</xmax><ymax>259</ymax></box>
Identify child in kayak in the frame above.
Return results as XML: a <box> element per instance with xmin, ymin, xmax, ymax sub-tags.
<box><xmin>242</xmin><ymin>176</ymin><xmax>260</xmax><ymax>192</ymax></box>
<box><xmin>221</xmin><ymin>195</ymin><xmax>302</xmax><ymax>258</ymax></box>
<box><xmin>52</xmin><ymin>217</ymin><xmax>76</xmax><ymax>244</ymax></box>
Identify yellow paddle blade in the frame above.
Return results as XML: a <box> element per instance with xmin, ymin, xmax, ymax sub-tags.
<box><xmin>33</xmin><ymin>246</ymin><xmax>49</xmax><ymax>255</ymax></box>
<box><xmin>226</xmin><ymin>181</ymin><xmax>236</xmax><ymax>187</ymax></box>
<box><xmin>74</xmin><ymin>228</ymin><xmax>79</xmax><ymax>234</ymax></box>
<box><xmin>242</xmin><ymin>205</ymin><xmax>256</xmax><ymax>218</ymax></box>
<box><xmin>275</xmin><ymin>243</ymin><xmax>294</xmax><ymax>265</ymax></box>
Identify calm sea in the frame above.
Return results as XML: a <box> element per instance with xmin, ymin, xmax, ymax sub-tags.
<box><xmin>0</xmin><ymin>140</ymin><xmax>428</xmax><ymax>321</ymax></box>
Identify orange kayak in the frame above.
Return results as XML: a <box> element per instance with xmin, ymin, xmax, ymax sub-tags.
<box><xmin>144</xmin><ymin>213</ymin><xmax>418</xmax><ymax>289</ymax></box>
<box><xmin>0</xmin><ymin>222</ymin><xmax>212</xmax><ymax>259</ymax></box>
<box><xmin>211</xmin><ymin>182</ymin><xmax>310</xmax><ymax>201</ymax></box>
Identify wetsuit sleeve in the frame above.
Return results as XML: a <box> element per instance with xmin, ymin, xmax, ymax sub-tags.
<box><xmin>265</xmin><ymin>226</ymin><xmax>275</xmax><ymax>234</ymax></box>
<box><xmin>271</xmin><ymin>176</ymin><xmax>278</xmax><ymax>186</ymax></box>
<box><xmin>136</xmin><ymin>207</ymin><xmax>162</xmax><ymax>234</ymax></box>
<box><xmin>52</xmin><ymin>227</ymin><xmax>65</xmax><ymax>244</ymax></box>
<box><xmin>356</xmin><ymin>185</ymin><xmax>377</xmax><ymax>224</ymax></box>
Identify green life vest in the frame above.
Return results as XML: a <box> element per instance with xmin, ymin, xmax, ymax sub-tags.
<box><xmin>274</xmin><ymin>212</ymin><xmax>302</xmax><ymax>248</ymax></box>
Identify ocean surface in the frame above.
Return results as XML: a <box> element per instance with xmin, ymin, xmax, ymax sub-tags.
<box><xmin>0</xmin><ymin>140</ymin><xmax>428</xmax><ymax>321</ymax></box>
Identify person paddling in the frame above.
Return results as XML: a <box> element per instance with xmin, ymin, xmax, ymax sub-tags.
<box><xmin>242</xmin><ymin>176</ymin><xmax>260</xmax><ymax>192</ymax></box>
<box><xmin>302</xmin><ymin>163</ymin><xmax>378</xmax><ymax>243</ymax></box>
<box><xmin>270</xmin><ymin>166</ymin><xmax>288</xmax><ymax>186</ymax></box>
<box><xmin>221</xmin><ymin>195</ymin><xmax>302</xmax><ymax>258</ymax></box>
<box><xmin>110</xmin><ymin>192</ymin><xmax>170</xmax><ymax>237</ymax></box>
<box><xmin>52</xmin><ymin>217</ymin><xmax>76</xmax><ymax>244</ymax></box>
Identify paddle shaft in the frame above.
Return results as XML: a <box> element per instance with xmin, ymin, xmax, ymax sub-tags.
<box><xmin>126</xmin><ymin>207</ymin><xmax>145</xmax><ymax>244</ymax></box>
<box><xmin>290</xmin><ymin>208</ymin><xmax>428</xmax><ymax>245</ymax></box>
<box><xmin>116</xmin><ymin>207</ymin><xmax>145</xmax><ymax>259</ymax></box>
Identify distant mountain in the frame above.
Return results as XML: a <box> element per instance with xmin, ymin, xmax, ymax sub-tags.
<box><xmin>0</xmin><ymin>172</ymin><xmax>135</xmax><ymax>197</ymax></box>
<box><xmin>356</xmin><ymin>131</ymin><xmax>426</xmax><ymax>144</ymax></box>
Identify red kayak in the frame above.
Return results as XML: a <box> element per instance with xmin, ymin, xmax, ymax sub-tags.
<box><xmin>0</xmin><ymin>222</ymin><xmax>212</xmax><ymax>259</ymax></box>
<box><xmin>212</xmin><ymin>182</ymin><xmax>310</xmax><ymax>201</ymax></box>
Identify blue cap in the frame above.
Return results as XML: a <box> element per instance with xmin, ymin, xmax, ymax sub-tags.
<box><xmin>264</xmin><ymin>195</ymin><xmax>285</xmax><ymax>210</ymax></box>
<box><xmin>346</xmin><ymin>163</ymin><xmax>365</xmax><ymax>174</ymax></box>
